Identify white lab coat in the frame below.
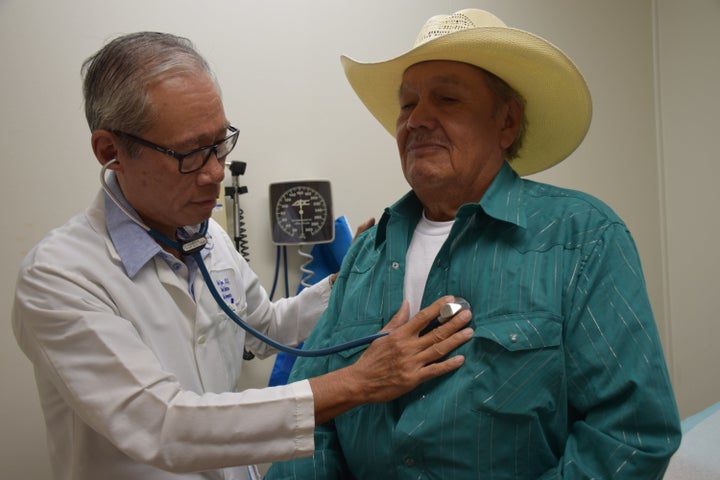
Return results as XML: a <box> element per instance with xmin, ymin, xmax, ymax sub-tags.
<box><xmin>12</xmin><ymin>190</ymin><xmax>331</xmax><ymax>480</ymax></box>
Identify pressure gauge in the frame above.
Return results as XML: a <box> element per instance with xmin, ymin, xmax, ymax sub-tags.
<box><xmin>269</xmin><ymin>180</ymin><xmax>334</xmax><ymax>245</ymax></box>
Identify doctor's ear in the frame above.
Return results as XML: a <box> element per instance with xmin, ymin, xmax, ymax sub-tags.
<box><xmin>91</xmin><ymin>129</ymin><xmax>120</xmax><ymax>168</ymax></box>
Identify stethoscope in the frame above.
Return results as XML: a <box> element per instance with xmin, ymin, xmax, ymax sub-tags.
<box><xmin>100</xmin><ymin>160</ymin><xmax>389</xmax><ymax>357</ymax></box>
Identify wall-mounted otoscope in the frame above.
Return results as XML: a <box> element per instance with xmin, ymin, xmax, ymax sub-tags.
<box><xmin>224</xmin><ymin>160</ymin><xmax>253</xmax><ymax>360</ymax></box>
<box><xmin>224</xmin><ymin>161</ymin><xmax>249</xmax><ymax>261</ymax></box>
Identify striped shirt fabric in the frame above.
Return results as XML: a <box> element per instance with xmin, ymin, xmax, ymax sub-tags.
<box><xmin>266</xmin><ymin>162</ymin><xmax>681</xmax><ymax>479</ymax></box>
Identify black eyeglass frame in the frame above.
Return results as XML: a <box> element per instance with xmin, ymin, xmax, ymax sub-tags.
<box><xmin>112</xmin><ymin>125</ymin><xmax>239</xmax><ymax>174</ymax></box>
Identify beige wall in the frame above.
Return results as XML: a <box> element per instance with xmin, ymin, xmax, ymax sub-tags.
<box><xmin>1</xmin><ymin>1</ymin><xmax>717</xmax><ymax>478</ymax></box>
<box><xmin>655</xmin><ymin>0</ymin><xmax>720</xmax><ymax>419</ymax></box>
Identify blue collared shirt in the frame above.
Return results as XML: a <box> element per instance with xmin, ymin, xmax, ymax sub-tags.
<box><xmin>267</xmin><ymin>163</ymin><xmax>681</xmax><ymax>479</ymax></box>
<box><xmin>104</xmin><ymin>173</ymin><xmax>206</xmax><ymax>293</ymax></box>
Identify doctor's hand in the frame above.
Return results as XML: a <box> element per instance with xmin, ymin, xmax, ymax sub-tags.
<box><xmin>353</xmin><ymin>217</ymin><xmax>376</xmax><ymax>239</ymax></box>
<box><xmin>309</xmin><ymin>297</ymin><xmax>473</xmax><ymax>425</ymax></box>
<box><xmin>327</xmin><ymin>218</ymin><xmax>376</xmax><ymax>287</ymax></box>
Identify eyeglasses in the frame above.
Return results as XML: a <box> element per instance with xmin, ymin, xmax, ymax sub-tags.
<box><xmin>113</xmin><ymin>126</ymin><xmax>239</xmax><ymax>174</ymax></box>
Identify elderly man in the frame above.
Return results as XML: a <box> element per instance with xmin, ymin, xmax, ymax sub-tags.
<box><xmin>11</xmin><ymin>32</ymin><xmax>474</xmax><ymax>480</ymax></box>
<box><xmin>266</xmin><ymin>9</ymin><xmax>681</xmax><ymax>479</ymax></box>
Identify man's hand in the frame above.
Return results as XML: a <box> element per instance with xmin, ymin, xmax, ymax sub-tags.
<box><xmin>353</xmin><ymin>217</ymin><xmax>376</xmax><ymax>238</ymax></box>
<box><xmin>309</xmin><ymin>296</ymin><xmax>473</xmax><ymax>424</ymax></box>
<box><xmin>347</xmin><ymin>296</ymin><xmax>472</xmax><ymax>403</ymax></box>
<box><xmin>327</xmin><ymin>218</ymin><xmax>376</xmax><ymax>287</ymax></box>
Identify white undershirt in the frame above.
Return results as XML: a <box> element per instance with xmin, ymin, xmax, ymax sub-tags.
<box><xmin>404</xmin><ymin>212</ymin><xmax>453</xmax><ymax>317</ymax></box>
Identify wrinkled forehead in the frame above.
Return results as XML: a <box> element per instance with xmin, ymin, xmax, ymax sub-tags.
<box><xmin>398</xmin><ymin>61</ymin><xmax>493</xmax><ymax>94</ymax></box>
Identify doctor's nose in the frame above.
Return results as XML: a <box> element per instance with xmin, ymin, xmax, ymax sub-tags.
<box><xmin>198</xmin><ymin>151</ymin><xmax>226</xmax><ymax>184</ymax></box>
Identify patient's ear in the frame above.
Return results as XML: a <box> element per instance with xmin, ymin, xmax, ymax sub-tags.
<box><xmin>91</xmin><ymin>130</ymin><xmax>119</xmax><ymax>168</ymax></box>
<box><xmin>499</xmin><ymin>98</ymin><xmax>523</xmax><ymax>150</ymax></box>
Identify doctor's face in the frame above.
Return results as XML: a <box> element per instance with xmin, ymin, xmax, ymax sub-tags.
<box><xmin>114</xmin><ymin>72</ymin><xmax>228</xmax><ymax>238</ymax></box>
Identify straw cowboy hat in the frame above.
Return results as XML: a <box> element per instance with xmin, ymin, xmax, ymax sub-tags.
<box><xmin>341</xmin><ymin>9</ymin><xmax>592</xmax><ymax>176</ymax></box>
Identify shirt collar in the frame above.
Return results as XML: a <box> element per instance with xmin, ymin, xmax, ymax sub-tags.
<box><xmin>376</xmin><ymin>162</ymin><xmax>527</xmax><ymax>247</ymax></box>
<box><xmin>104</xmin><ymin>173</ymin><xmax>211</xmax><ymax>279</ymax></box>
<box><xmin>474</xmin><ymin>162</ymin><xmax>527</xmax><ymax>229</ymax></box>
<box><xmin>104</xmin><ymin>173</ymin><xmax>164</xmax><ymax>278</ymax></box>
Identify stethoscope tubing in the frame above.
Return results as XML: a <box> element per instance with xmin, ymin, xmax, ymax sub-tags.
<box><xmin>194</xmin><ymin>250</ymin><xmax>388</xmax><ymax>356</ymax></box>
<box><xmin>100</xmin><ymin>162</ymin><xmax>388</xmax><ymax>357</ymax></box>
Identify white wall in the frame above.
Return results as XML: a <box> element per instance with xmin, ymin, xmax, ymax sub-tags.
<box><xmin>0</xmin><ymin>1</ymin><xmax>717</xmax><ymax>478</ymax></box>
<box><xmin>655</xmin><ymin>0</ymin><xmax>720</xmax><ymax>420</ymax></box>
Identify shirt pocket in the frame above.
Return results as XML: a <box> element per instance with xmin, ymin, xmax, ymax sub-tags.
<box><xmin>327</xmin><ymin>316</ymin><xmax>385</xmax><ymax>370</ymax></box>
<box><xmin>203</xmin><ymin>268</ymin><xmax>247</xmax><ymax>366</ymax></box>
<box><xmin>466</xmin><ymin>313</ymin><xmax>563</xmax><ymax>416</ymax></box>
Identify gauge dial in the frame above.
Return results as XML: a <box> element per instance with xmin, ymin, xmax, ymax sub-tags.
<box><xmin>269</xmin><ymin>181</ymin><xmax>334</xmax><ymax>245</ymax></box>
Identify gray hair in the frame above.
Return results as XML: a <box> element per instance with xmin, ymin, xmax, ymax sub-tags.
<box><xmin>482</xmin><ymin>68</ymin><xmax>527</xmax><ymax>161</ymax></box>
<box><xmin>81</xmin><ymin>32</ymin><xmax>218</xmax><ymax>154</ymax></box>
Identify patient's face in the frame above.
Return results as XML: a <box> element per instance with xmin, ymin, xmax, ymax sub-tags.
<box><xmin>395</xmin><ymin>61</ymin><xmax>518</xmax><ymax>218</ymax></box>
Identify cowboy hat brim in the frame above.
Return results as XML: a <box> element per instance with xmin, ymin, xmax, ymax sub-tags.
<box><xmin>341</xmin><ymin>26</ymin><xmax>592</xmax><ymax>176</ymax></box>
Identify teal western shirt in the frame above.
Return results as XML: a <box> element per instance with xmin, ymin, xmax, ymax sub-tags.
<box><xmin>267</xmin><ymin>163</ymin><xmax>681</xmax><ymax>479</ymax></box>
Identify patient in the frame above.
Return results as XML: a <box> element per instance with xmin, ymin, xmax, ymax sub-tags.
<box><xmin>266</xmin><ymin>8</ymin><xmax>681</xmax><ymax>479</ymax></box>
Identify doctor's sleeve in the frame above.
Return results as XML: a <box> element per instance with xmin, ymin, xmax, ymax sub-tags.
<box><xmin>265</xmin><ymin>279</ymin><xmax>355</xmax><ymax>479</ymax></box>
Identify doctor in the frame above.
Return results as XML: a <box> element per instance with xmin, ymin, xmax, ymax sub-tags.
<box><xmin>11</xmin><ymin>32</ymin><xmax>473</xmax><ymax>480</ymax></box>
